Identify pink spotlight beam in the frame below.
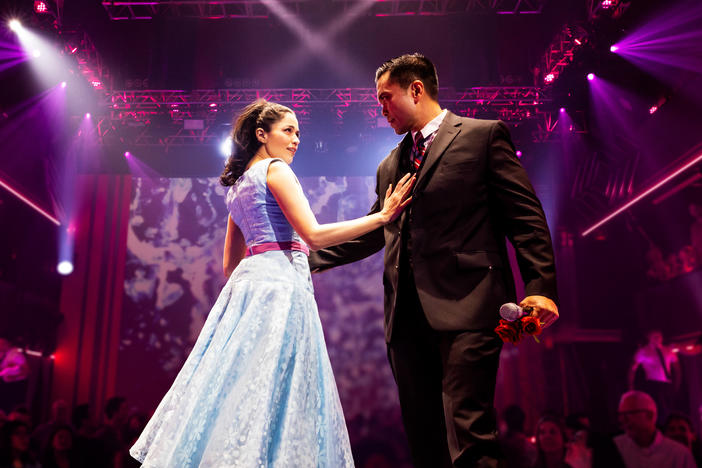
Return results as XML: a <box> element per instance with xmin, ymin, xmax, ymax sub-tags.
<box><xmin>582</xmin><ymin>152</ymin><xmax>702</xmax><ymax>237</ymax></box>
<box><xmin>0</xmin><ymin>177</ymin><xmax>60</xmax><ymax>226</ymax></box>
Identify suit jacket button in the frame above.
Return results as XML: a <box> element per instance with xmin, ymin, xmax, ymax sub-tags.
<box><xmin>488</xmin><ymin>266</ymin><xmax>493</xmax><ymax>270</ymax></box>
<box><xmin>395</xmin><ymin>264</ymin><xmax>399</xmax><ymax>269</ymax></box>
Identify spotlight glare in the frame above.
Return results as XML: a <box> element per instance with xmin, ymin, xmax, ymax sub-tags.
<box><xmin>559</xmin><ymin>107</ymin><xmax>566</xmax><ymax>113</ymax></box>
<box><xmin>32</xmin><ymin>49</ymin><xmax>41</xmax><ymax>58</ymax></box>
<box><xmin>8</xmin><ymin>20</ymin><xmax>22</xmax><ymax>32</ymax></box>
<box><xmin>57</xmin><ymin>261</ymin><xmax>74</xmax><ymax>275</ymax></box>
<box><xmin>587</xmin><ymin>73</ymin><xmax>595</xmax><ymax>81</ymax></box>
<box><xmin>124</xmin><ymin>151</ymin><xmax>131</xmax><ymax>158</ymax></box>
<box><xmin>220</xmin><ymin>137</ymin><xmax>233</xmax><ymax>157</ymax></box>
<box><xmin>60</xmin><ymin>81</ymin><xmax>67</xmax><ymax>88</ymax></box>
<box><xmin>516</xmin><ymin>150</ymin><xmax>523</xmax><ymax>158</ymax></box>
<box><xmin>85</xmin><ymin>112</ymin><xmax>91</xmax><ymax>119</ymax></box>
<box><xmin>610</xmin><ymin>45</ymin><xmax>619</xmax><ymax>53</ymax></box>
<box><xmin>649</xmin><ymin>106</ymin><xmax>658</xmax><ymax>114</ymax></box>
<box><xmin>544</xmin><ymin>73</ymin><xmax>555</xmax><ymax>84</ymax></box>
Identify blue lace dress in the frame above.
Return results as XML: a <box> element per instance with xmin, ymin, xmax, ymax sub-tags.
<box><xmin>130</xmin><ymin>158</ymin><xmax>354</xmax><ymax>467</ymax></box>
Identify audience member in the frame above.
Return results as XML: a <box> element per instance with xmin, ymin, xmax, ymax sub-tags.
<box><xmin>0</xmin><ymin>420</ymin><xmax>41</xmax><ymax>468</ymax></box>
<box><xmin>664</xmin><ymin>412</ymin><xmax>702</xmax><ymax>467</ymax></box>
<box><xmin>499</xmin><ymin>404</ymin><xmax>537</xmax><ymax>468</ymax></box>
<box><xmin>532</xmin><ymin>414</ymin><xmax>572</xmax><ymax>468</ymax></box>
<box><xmin>40</xmin><ymin>424</ymin><xmax>85</xmax><ymax>468</ymax></box>
<box><xmin>32</xmin><ymin>399</ymin><xmax>69</xmax><ymax>453</ymax></box>
<box><xmin>0</xmin><ymin>338</ymin><xmax>30</xmax><ymax>414</ymax></box>
<box><xmin>614</xmin><ymin>391</ymin><xmax>695</xmax><ymax>468</ymax></box>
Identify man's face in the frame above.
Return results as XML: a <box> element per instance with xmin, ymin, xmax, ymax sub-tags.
<box><xmin>618</xmin><ymin>396</ymin><xmax>656</xmax><ymax>439</ymax></box>
<box><xmin>664</xmin><ymin>418</ymin><xmax>695</xmax><ymax>448</ymax></box>
<box><xmin>376</xmin><ymin>72</ymin><xmax>419</xmax><ymax>135</ymax></box>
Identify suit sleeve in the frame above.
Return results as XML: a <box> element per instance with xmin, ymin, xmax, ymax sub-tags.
<box><xmin>487</xmin><ymin>121</ymin><xmax>559</xmax><ymax>305</ymax></box>
<box><xmin>308</xmin><ymin>169</ymin><xmax>386</xmax><ymax>272</ymax></box>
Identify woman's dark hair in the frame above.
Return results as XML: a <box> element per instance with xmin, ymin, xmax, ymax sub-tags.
<box><xmin>375</xmin><ymin>53</ymin><xmax>439</xmax><ymax>100</ymax></box>
<box><xmin>220</xmin><ymin>99</ymin><xmax>294</xmax><ymax>186</ymax></box>
<box><xmin>533</xmin><ymin>414</ymin><xmax>568</xmax><ymax>468</ymax></box>
<box><xmin>40</xmin><ymin>424</ymin><xmax>77</xmax><ymax>468</ymax></box>
<box><xmin>0</xmin><ymin>420</ymin><xmax>33</xmax><ymax>465</ymax></box>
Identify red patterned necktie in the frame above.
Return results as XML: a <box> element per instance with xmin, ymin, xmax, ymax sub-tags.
<box><xmin>412</xmin><ymin>133</ymin><xmax>426</xmax><ymax>171</ymax></box>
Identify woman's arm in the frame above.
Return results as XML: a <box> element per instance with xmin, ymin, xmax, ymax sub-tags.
<box><xmin>267</xmin><ymin>161</ymin><xmax>413</xmax><ymax>251</ymax></box>
<box><xmin>223</xmin><ymin>215</ymin><xmax>247</xmax><ymax>277</ymax></box>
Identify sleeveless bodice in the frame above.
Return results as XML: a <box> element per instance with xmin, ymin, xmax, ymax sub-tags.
<box><xmin>226</xmin><ymin>158</ymin><xmax>305</xmax><ymax>249</ymax></box>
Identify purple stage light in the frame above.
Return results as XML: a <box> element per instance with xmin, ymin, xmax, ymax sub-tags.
<box><xmin>559</xmin><ymin>107</ymin><xmax>566</xmax><ymax>113</ymax></box>
<box><xmin>32</xmin><ymin>49</ymin><xmax>41</xmax><ymax>58</ymax></box>
<box><xmin>209</xmin><ymin>103</ymin><xmax>217</xmax><ymax>108</ymax></box>
<box><xmin>124</xmin><ymin>151</ymin><xmax>131</xmax><ymax>158</ymax></box>
<box><xmin>8</xmin><ymin>20</ymin><xmax>22</xmax><ymax>32</ymax></box>
<box><xmin>610</xmin><ymin>45</ymin><xmax>619</xmax><ymax>53</ymax></box>
<box><xmin>649</xmin><ymin>106</ymin><xmax>658</xmax><ymax>114</ymax></box>
<box><xmin>85</xmin><ymin>112</ymin><xmax>91</xmax><ymax>119</ymax></box>
<box><xmin>601</xmin><ymin>0</ymin><xmax>613</xmax><ymax>8</ymax></box>
<box><xmin>515</xmin><ymin>150</ymin><xmax>523</xmax><ymax>158</ymax></box>
<box><xmin>587</xmin><ymin>73</ymin><xmax>595</xmax><ymax>81</ymax></box>
<box><xmin>90</xmin><ymin>80</ymin><xmax>102</xmax><ymax>88</ymax></box>
<box><xmin>60</xmin><ymin>81</ymin><xmax>66</xmax><ymax>88</ymax></box>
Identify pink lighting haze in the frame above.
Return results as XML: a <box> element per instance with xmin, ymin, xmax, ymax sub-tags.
<box><xmin>582</xmin><ymin>152</ymin><xmax>702</xmax><ymax>236</ymax></box>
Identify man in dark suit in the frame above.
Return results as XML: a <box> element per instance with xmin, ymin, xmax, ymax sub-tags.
<box><xmin>309</xmin><ymin>53</ymin><xmax>559</xmax><ymax>467</ymax></box>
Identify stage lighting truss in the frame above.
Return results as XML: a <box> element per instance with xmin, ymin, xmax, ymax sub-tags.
<box><xmin>93</xmin><ymin>86</ymin><xmax>555</xmax><ymax>146</ymax></box>
<box><xmin>100</xmin><ymin>0</ymin><xmax>548</xmax><ymax>19</ymax></box>
<box><xmin>538</xmin><ymin>23</ymin><xmax>589</xmax><ymax>87</ymax></box>
<box><xmin>60</xmin><ymin>30</ymin><xmax>110</xmax><ymax>90</ymax></box>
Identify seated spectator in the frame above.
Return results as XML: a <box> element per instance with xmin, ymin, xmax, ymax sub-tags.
<box><xmin>614</xmin><ymin>391</ymin><xmax>695</xmax><ymax>468</ymax></box>
<box><xmin>499</xmin><ymin>404</ymin><xmax>537</xmax><ymax>468</ymax></box>
<box><xmin>41</xmin><ymin>424</ymin><xmax>85</xmax><ymax>468</ymax></box>
<box><xmin>32</xmin><ymin>399</ymin><xmax>69</xmax><ymax>453</ymax></box>
<box><xmin>95</xmin><ymin>397</ymin><xmax>127</xmax><ymax>467</ymax></box>
<box><xmin>532</xmin><ymin>414</ymin><xmax>572</xmax><ymax>468</ymax></box>
<box><xmin>0</xmin><ymin>420</ymin><xmax>41</xmax><ymax>468</ymax></box>
<box><xmin>663</xmin><ymin>412</ymin><xmax>702</xmax><ymax>467</ymax></box>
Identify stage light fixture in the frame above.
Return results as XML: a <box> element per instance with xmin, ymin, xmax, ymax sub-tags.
<box><xmin>516</xmin><ymin>150</ymin><xmax>523</xmax><ymax>158</ymax></box>
<box><xmin>601</xmin><ymin>0</ymin><xmax>613</xmax><ymax>8</ymax></box>
<box><xmin>559</xmin><ymin>107</ymin><xmax>566</xmax><ymax>113</ymax></box>
<box><xmin>8</xmin><ymin>20</ymin><xmax>22</xmax><ymax>32</ymax></box>
<box><xmin>32</xmin><ymin>49</ymin><xmax>41</xmax><ymax>58</ymax></box>
<box><xmin>90</xmin><ymin>80</ymin><xmax>102</xmax><ymax>88</ymax></box>
<box><xmin>610</xmin><ymin>45</ymin><xmax>619</xmax><ymax>53</ymax></box>
<box><xmin>34</xmin><ymin>1</ymin><xmax>49</xmax><ymax>13</ymax></box>
<box><xmin>60</xmin><ymin>81</ymin><xmax>66</xmax><ymax>88</ymax></box>
<box><xmin>544</xmin><ymin>73</ymin><xmax>555</xmax><ymax>84</ymax></box>
<box><xmin>587</xmin><ymin>73</ymin><xmax>595</xmax><ymax>81</ymax></box>
<box><xmin>57</xmin><ymin>260</ymin><xmax>74</xmax><ymax>275</ymax></box>
<box><xmin>85</xmin><ymin>112</ymin><xmax>91</xmax><ymax>119</ymax></box>
<box><xmin>649</xmin><ymin>106</ymin><xmax>658</xmax><ymax>114</ymax></box>
<box><xmin>124</xmin><ymin>151</ymin><xmax>131</xmax><ymax>158</ymax></box>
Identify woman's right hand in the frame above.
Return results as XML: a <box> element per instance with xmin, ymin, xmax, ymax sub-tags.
<box><xmin>380</xmin><ymin>173</ymin><xmax>416</xmax><ymax>224</ymax></box>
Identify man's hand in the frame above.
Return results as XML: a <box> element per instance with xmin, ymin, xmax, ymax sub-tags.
<box><xmin>519</xmin><ymin>295</ymin><xmax>559</xmax><ymax>329</ymax></box>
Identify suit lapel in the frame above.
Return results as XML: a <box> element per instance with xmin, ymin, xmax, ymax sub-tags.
<box><xmin>415</xmin><ymin>111</ymin><xmax>462</xmax><ymax>189</ymax></box>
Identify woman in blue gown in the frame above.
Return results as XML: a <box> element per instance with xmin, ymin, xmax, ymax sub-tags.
<box><xmin>130</xmin><ymin>99</ymin><xmax>414</xmax><ymax>467</ymax></box>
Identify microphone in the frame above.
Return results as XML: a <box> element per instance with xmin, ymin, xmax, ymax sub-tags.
<box><xmin>499</xmin><ymin>303</ymin><xmax>533</xmax><ymax>322</ymax></box>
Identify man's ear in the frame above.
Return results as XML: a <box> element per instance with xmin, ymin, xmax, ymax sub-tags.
<box><xmin>411</xmin><ymin>80</ymin><xmax>424</xmax><ymax>101</ymax></box>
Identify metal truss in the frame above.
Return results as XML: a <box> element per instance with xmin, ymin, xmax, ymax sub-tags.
<box><xmin>59</xmin><ymin>30</ymin><xmax>111</xmax><ymax>89</ymax></box>
<box><xmin>101</xmin><ymin>0</ymin><xmax>547</xmax><ymax>20</ymax></box>
<box><xmin>93</xmin><ymin>86</ymin><xmax>554</xmax><ymax>146</ymax></box>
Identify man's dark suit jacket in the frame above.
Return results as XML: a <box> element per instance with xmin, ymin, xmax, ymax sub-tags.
<box><xmin>309</xmin><ymin>111</ymin><xmax>558</xmax><ymax>342</ymax></box>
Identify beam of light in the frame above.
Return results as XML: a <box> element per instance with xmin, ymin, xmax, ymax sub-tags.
<box><xmin>0</xmin><ymin>177</ymin><xmax>60</xmax><ymax>225</ymax></box>
<box><xmin>612</xmin><ymin>1</ymin><xmax>702</xmax><ymax>79</ymax></box>
<box><xmin>263</xmin><ymin>0</ymin><xmax>372</xmax><ymax>86</ymax></box>
<box><xmin>581</xmin><ymin>152</ymin><xmax>702</xmax><ymax>236</ymax></box>
<box><xmin>124</xmin><ymin>150</ymin><xmax>162</xmax><ymax>179</ymax></box>
<box><xmin>219</xmin><ymin>136</ymin><xmax>233</xmax><ymax>158</ymax></box>
<box><xmin>8</xmin><ymin>20</ymin><xmax>22</xmax><ymax>32</ymax></box>
<box><xmin>587</xmin><ymin>73</ymin><xmax>595</xmax><ymax>81</ymax></box>
<box><xmin>11</xmin><ymin>24</ymin><xmax>73</xmax><ymax>89</ymax></box>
